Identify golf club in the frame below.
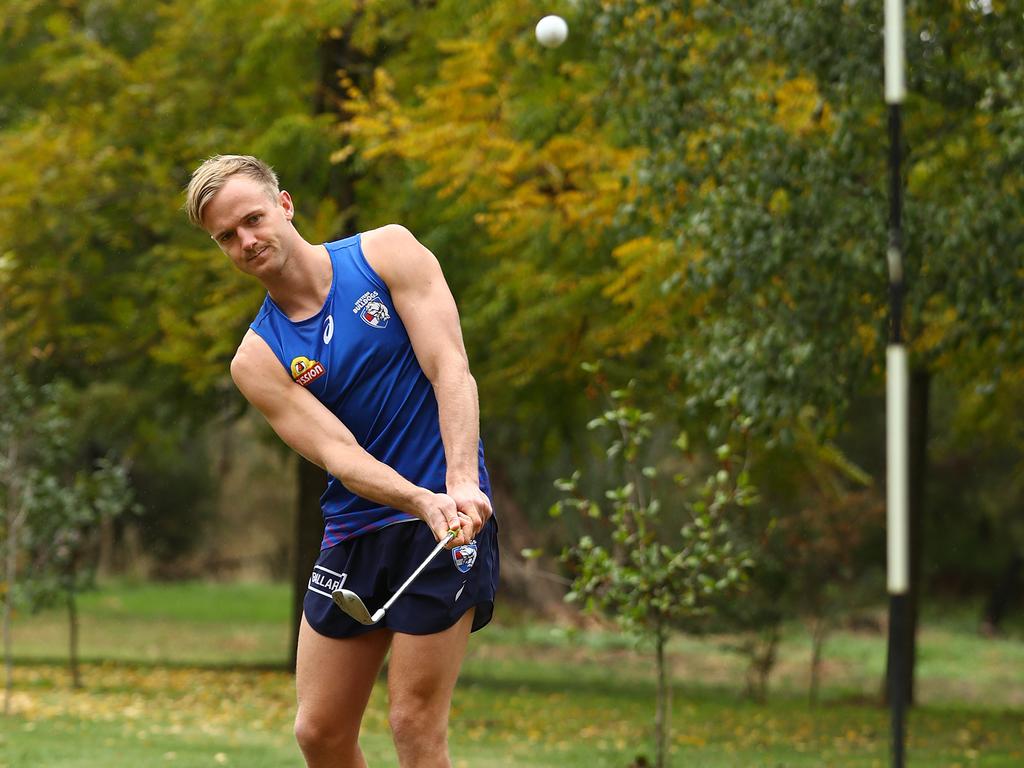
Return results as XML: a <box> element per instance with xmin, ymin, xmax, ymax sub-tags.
<box><xmin>332</xmin><ymin>529</ymin><xmax>457</xmax><ymax>625</ymax></box>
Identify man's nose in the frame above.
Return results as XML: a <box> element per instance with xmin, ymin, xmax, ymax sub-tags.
<box><xmin>240</xmin><ymin>229</ymin><xmax>259</xmax><ymax>250</ymax></box>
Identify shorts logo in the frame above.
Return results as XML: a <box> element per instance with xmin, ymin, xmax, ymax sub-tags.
<box><xmin>308</xmin><ymin>565</ymin><xmax>347</xmax><ymax>597</ymax></box>
<box><xmin>451</xmin><ymin>542</ymin><xmax>478</xmax><ymax>574</ymax></box>
<box><xmin>353</xmin><ymin>290</ymin><xmax>390</xmax><ymax>329</ymax></box>
<box><xmin>290</xmin><ymin>355</ymin><xmax>325</xmax><ymax>387</ymax></box>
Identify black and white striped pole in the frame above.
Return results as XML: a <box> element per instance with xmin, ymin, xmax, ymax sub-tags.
<box><xmin>884</xmin><ymin>1</ymin><xmax>909</xmax><ymax>766</ymax></box>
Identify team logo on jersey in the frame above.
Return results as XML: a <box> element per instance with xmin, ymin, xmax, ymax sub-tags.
<box><xmin>352</xmin><ymin>290</ymin><xmax>390</xmax><ymax>329</ymax></box>
<box><xmin>290</xmin><ymin>355</ymin><xmax>325</xmax><ymax>387</ymax></box>
<box><xmin>451</xmin><ymin>541</ymin><xmax>478</xmax><ymax>574</ymax></box>
<box><xmin>361</xmin><ymin>300</ymin><xmax>390</xmax><ymax>328</ymax></box>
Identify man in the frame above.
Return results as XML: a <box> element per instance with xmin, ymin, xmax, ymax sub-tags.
<box><xmin>184</xmin><ymin>155</ymin><xmax>498</xmax><ymax>768</ymax></box>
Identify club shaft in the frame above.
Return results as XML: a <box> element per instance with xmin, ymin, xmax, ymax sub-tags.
<box><xmin>379</xmin><ymin>531</ymin><xmax>455</xmax><ymax>614</ymax></box>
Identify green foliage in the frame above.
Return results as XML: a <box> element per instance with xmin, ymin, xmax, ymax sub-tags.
<box><xmin>338</xmin><ymin>0</ymin><xmax>645</xmax><ymax>455</ymax></box>
<box><xmin>552</xmin><ymin>374</ymin><xmax>757</xmax><ymax>766</ymax></box>
<box><xmin>554</xmin><ymin>380</ymin><xmax>756</xmax><ymax>635</ymax></box>
<box><xmin>1</xmin><ymin>370</ymin><xmax>138</xmax><ymax>700</ymax></box>
<box><xmin>0</xmin><ymin>0</ymin><xmax>370</xmax><ymax>565</ymax></box>
<box><xmin>1</xmin><ymin>0</ymin><xmax>1019</xmax><ymax>602</ymax></box>
<box><xmin>1</xmin><ymin>374</ymin><xmax>138</xmax><ymax>608</ymax></box>
<box><xmin>22</xmin><ymin>458</ymin><xmax>140</xmax><ymax>606</ymax></box>
<box><xmin>594</xmin><ymin>0</ymin><xmax>1024</xmax><ymax>432</ymax></box>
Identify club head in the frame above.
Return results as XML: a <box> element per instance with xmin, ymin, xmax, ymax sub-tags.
<box><xmin>332</xmin><ymin>588</ymin><xmax>376</xmax><ymax>625</ymax></box>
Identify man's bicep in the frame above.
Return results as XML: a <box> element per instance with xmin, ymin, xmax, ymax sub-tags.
<box><xmin>230</xmin><ymin>333</ymin><xmax>357</xmax><ymax>467</ymax></box>
<box><xmin>365</xmin><ymin>228</ymin><xmax>470</xmax><ymax>381</ymax></box>
<box><xmin>400</xmin><ymin>277</ymin><xmax>471</xmax><ymax>382</ymax></box>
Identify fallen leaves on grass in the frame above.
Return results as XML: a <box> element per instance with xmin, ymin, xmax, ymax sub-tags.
<box><xmin>8</xmin><ymin>663</ymin><xmax>295</xmax><ymax>740</ymax></box>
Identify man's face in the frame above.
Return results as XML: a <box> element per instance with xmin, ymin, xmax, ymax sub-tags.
<box><xmin>202</xmin><ymin>175</ymin><xmax>294</xmax><ymax>277</ymax></box>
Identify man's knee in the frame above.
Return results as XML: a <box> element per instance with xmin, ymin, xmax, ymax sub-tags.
<box><xmin>295</xmin><ymin>707</ymin><xmax>357</xmax><ymax>757</ymax></box>
<box><xmin>388</xmin><ymin>695</ymin><xmax>447</xmax><ymax>752</ymax></box>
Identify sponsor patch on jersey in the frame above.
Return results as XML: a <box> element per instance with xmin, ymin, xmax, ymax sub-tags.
<box><xmin>451</xmin><ymin>542</ymin><xmax>478</xmax><ymax>574</ymax></box>
<box><xmin>290</xmin><ymin>355</ymin><xmax>325</xmax><ymax>387</ymax></box>
<box><xmin>352</xmin><ymin>290</ymin><xmax>390</xmax><ymax>329</ymax></box>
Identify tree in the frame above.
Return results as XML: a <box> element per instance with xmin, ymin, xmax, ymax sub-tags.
<box><xmin>1</xmin><ymin>373</ymin><xmax>136</xmax><ymax>705</ymax></box>
<box><xmin>592</xmin><ymin>0</ymin><xmax>1024</xmax><ymax>704</ymax></box>
<box><xmin>0</xmin><ymin>1</ymin><xmax>378</xmax><ymax>647</ymax></box>
<box><xmin>23</xmin><ymin>456</ymin><xmax>138</xmax><ymax>688</ymax></box>
<box><xmin>551</xmin><ymin>378</ymin><xmax>755</xmax><ymax>768</ymax></box>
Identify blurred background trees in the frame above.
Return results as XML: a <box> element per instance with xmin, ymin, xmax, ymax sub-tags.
<box><xmin>1</xmin><ymin>0</ymin><xmax>1021</xmax><ymax>699</ymax></box>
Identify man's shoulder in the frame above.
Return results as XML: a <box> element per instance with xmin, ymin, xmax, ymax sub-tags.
<box><xmin>230</xmin><ymin>330</ymin><xmax>276</xmax><ymax>382</ymax></box>
<box><xmin>360</xmin><ymin>223</ymin><xmax>417</xmax><ymax>255</ymax></box>
<box><xmin>360</xmin><ymin>224</ymin><xmax>436</xmax><ymax>289</ymax></box>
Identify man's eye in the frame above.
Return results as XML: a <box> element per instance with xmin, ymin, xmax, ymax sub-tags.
<box><xmin>248</xmin><ymin>214</ymin><xmax>262</xmax><ymax>224</ymax></box>
<box><xmin>220</xmin><ymin>233</ymin><xmax>233</xmax><ymax>242</ymax></box>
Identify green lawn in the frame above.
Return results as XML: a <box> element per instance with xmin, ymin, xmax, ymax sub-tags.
<box><xmin>3</xmin><ymin>581</ymin><xmax>1023</xmax><ymax>767</ymax></box>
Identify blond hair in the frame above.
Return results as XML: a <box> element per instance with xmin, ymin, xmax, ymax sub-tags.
<box><xmin>184</xmin><ymin>155</ymin><xmax>280</xmax><ymax>228</ymax></box>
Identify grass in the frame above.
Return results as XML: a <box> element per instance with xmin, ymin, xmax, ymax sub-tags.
<box><xmin>9</xmin><ymin>581</ymin><xmax>291</xmax><ymax>666</ymax></box>
<box><xmin>4</xmin><ymin>581</ymin><xmax>1024</xmax><ymax>767</ymax></box>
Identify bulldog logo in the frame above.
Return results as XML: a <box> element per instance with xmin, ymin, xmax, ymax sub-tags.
<box><xmin>451</xmin><ymin>542</ymin><xmax>478</xmax><ymax>574</ymax></box>
<box><xmin>360</xmin><ymin>300</ymin><xmax>390</xmax><ymax>329</ymax></box>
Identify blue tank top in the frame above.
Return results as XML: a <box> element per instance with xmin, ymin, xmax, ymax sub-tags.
<box><xmin>248</xmin><ymin>234</ymin><xmax>491</xmax><ymax>549</ymax></box>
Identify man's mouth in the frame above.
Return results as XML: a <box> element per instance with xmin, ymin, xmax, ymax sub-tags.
<box><xmin>247</xmin><ymin>246</ymin><xmax>268</xmax><ymax>261</ymax></box>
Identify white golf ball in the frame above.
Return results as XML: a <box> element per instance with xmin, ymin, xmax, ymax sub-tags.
<box><xmin>535</xmin><ymin>15</ymin><xmax>568</xmax><ymax>48</ymax></box>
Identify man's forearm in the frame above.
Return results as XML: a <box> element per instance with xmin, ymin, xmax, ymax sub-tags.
<box><xmin>320</xmin><ymin>442</ymin><xmax>432</xmax><ymax>516</ymax></box>
<box><xmin>316</xmin><ymin>433</ymin><xmax>463</xmax><ymax>543</ymax></box>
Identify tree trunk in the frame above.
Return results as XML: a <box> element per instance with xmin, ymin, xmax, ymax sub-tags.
<box><xmin>67</xmin><ymin>589</ymin><xmax>82</xmax><ymax>689</ymax></box>
<box><xmin>3</xmin><ymin>440</ymin><xmax>21</xmax><ymax>715</ymax></box>
<box><xmin>290</xmin><ymin>457</ymin><xmax>327</xmax><ymax>670</ymax></box>
<box><xmin>485</xmin><ymin>460</ymin><xmax>569</xmax><ymax>616</ymax></box>
<box><xmin>284</xmin><ymin>15</ymin><xmax>368</xmax><ymax>673</ymax></box>
<box><xmin>809</xmin><ymin>615</ymin><xmax>827</xmax><ymax>706</ymax></box>
<box><xmin>982</xmin><ymin>553</ymin><xmax>1023</xmax><ymax>634</ymax></box>
<box><xmin>653</xmin><ymin>624</ymin><xmax>670</xmax><ymax>768</ymax></box>
<box><xmin>745</xmin><ymin>623</ymin><xmax>780</xmax><ymax>703</ymax></box>
<box><xmin>3</xmin><ymin>515</ymin><xmax>16</xmax><ymax>715</ymax></box>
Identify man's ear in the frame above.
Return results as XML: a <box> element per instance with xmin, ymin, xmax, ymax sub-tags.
<box><xmin>279</xmin><ymin>189</ymin><xmax>295</xmax><ymax>221</ymax></box>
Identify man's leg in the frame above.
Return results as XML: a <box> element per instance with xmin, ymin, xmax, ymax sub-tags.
<box><xmin>295</xmin><ymin>615</ymin><xmax>393</xmax><ymax>768</ymax></box>
<box><xmin>387</xmin><ymin>609</ymin><xmax>475</xmax><ymax>768</ymax></box>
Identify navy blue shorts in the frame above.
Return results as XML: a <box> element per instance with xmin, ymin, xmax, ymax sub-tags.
<box><xmin>304</xmin><ymin>517</ymin><xmax>499</xmax><ymax>638</ymax></box>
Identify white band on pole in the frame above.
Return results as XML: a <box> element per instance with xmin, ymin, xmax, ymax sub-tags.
<box><xmin>887</xmin><ymin>344</ymin><xmax>910</xmax><ymax>594</ymax></box>
<box><xmin>885</xmin><ymin>0</ymin><xmax>906</xmax><ymax>104</ymax></box>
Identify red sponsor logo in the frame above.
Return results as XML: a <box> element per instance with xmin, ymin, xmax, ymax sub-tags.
<box><xmin>290</xmin><ymin>356</ymin><xmax>326</xmax><ymax>387</ymax></box>
<box><xmin>295</xmin><ymin>362</ymin><xmax>325</xmax><ymax>386</ymax></box>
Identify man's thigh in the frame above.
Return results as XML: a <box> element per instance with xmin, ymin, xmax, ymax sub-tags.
<box><xmin>295</xmin><ymin>614</ymin><xmax>393</xmax><ymax>734</ymax></box>
<box><xmin>387</xmin><ymin>608</ymin><xmax>475</xmax><ymax>715</ymax></box>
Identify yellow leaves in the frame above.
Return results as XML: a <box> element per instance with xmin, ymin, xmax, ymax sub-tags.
<box><xmin>917</xmin><ymin>298</ymin><xmax>959</xmax><ymax>357</ymax></box>
<box><xmin>339</xmin><ymin>68</ymin><xmax>411</xmax><ymax>162</ymax></box>
<box><xmin>684</xmin><ymin>129</ymin><xmax>712</xmax><ymax>167</ymax></box>
<box><xmin>769</xmin><ymin>189</ymin><xmax>791</xmax><ymax>217</ymax></box>
<box><xmin>745</xmin><ymin>62</ymin><xmax>835</xmax><ymax>141</ymax></box>
<box><xmin>853</xmin><ymin>320</ymin><xmax>881</xmax><ymax>361</ymax></box>
<box><xmin>339</xmin><ymin>6</ymin><xmax>647</xmax><ymax>259</ymax></box>
<box><xmin>7</xmin><ymin>662</ymin><xmax>296</xmax><ymax>754</ymax></box>
<box><xmin>598</xmin><ymin>236</ymin><xmax>693</xmax><ymax>354</ymax></box>
<box><xmin>771</xmin><ymin>76</ymin><xmax>833</xmax><ymax>137</ymax></box>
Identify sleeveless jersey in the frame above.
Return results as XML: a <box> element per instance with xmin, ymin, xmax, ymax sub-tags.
<box><xmin>248</xmin><ymin>234</ymin><xmax>491</xmax><ymax>549</ymax></box>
